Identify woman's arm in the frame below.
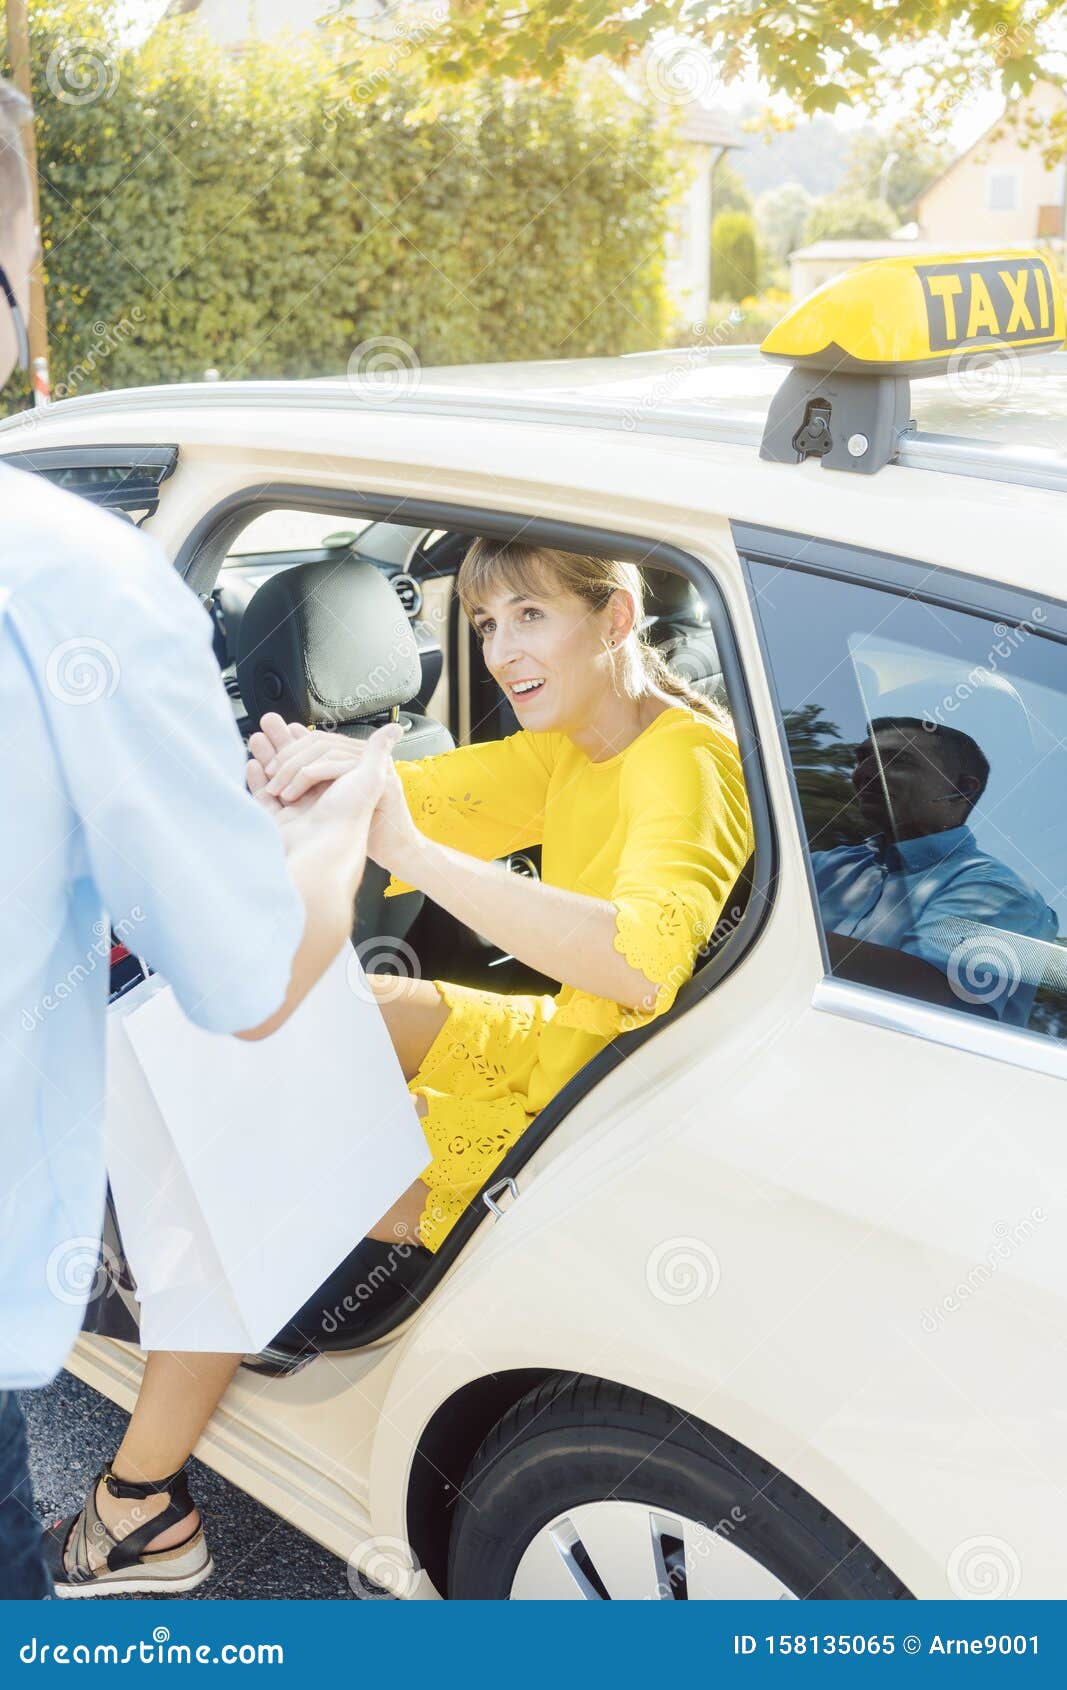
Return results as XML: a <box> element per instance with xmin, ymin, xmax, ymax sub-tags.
<box><xmin>389</xmin><ymin>830</ymin><xmax>662</xmax><ymax>1012</ymax></box>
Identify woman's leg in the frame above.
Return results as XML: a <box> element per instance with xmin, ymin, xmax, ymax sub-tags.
<box><xmin>362</xmin><ymin>972</ymin><xmax>450</xmax><ymax>1080</ymax></box>
<box><xmin>89</xmin><ymin>975</ymin><xmax>449</xmax><ymax>1556</ymax></box>
<box><xmin>93</xmin><ymin>1353</ymin><xmax>241</xmax><ymax>1553</ymax></box>
<box><xmin>362</xmin><ymin>973</ymin><xmax>450</xmax><ymax>1244</ymax></box>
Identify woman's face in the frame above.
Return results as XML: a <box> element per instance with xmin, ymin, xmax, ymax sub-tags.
<box><xmin>470</xmin><ymin>571</ymin><xmax>627</xmax><ymax>730</ymax></box>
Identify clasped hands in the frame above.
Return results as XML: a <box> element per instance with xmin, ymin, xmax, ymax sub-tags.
<box><xmin>246</xmin><ymin>712</ymin><xmax>421</xmax><ymax>879</ymax></box>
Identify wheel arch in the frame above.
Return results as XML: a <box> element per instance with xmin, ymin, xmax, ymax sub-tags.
<box><xmin>406</xmin><ymin>1367</ymin><xmax>555</xmax><ymax>1596</ymax></box>
<box><xmin>405</xmin><ymin>1366</ymin><xmax>913</xmax><ymax>1600</ymax></box>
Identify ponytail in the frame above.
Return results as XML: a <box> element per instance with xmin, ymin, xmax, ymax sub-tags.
<box><xmin>637</xmin><ymin>637</ymin><xmax>729</xmax><ymax>728</ymax></box>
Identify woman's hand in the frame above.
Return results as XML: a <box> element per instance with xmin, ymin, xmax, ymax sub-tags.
<box><xmin>366</xmin><ymin>752</ymin><xmax>422</xmax><ymax>879</ymax></box>
<box><xmin>248</xmin><ymin>713</ymin><xmax>421</xmax><ymax>879</ymax></box>
<box><xmin>250</xmin><ymin>716</ymin><xmax>366</xmax><ymax>803</ymax></box>
<box><xmin>246</xmin><ymin>714</ymin><xmax>401</xmax><ymax>853</ymax></box>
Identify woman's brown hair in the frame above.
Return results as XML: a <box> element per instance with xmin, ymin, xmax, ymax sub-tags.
<box><xmin>457</xmin><ymin>538</ymin><xmax>729</xmax><ymax>726</ymax></box>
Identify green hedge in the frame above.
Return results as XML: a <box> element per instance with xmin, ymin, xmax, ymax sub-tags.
<box><xmin>2</xmin><ymin>1</ymin><xmax>682</xmax><ymax>416</ymax></box>
<box><xmin>710</xmin><ymin>210</ymin><xmax>761</xmax><ymax>303</ymax></box>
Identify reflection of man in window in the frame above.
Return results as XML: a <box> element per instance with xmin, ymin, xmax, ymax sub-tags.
<box><xmin>812</xmin><ymin>716</ymin><xmax>1058</xmax><ymax>1025</ymax></box>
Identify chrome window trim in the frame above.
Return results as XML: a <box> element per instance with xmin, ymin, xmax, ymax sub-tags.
<box><xmin>812</xmin><ymin>976</ymin><xmax>1067</xmax><ymax>1082</ymax></box>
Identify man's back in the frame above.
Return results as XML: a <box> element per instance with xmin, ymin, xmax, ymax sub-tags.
<box><xmin>0</xmin><ymin>462</ymin><xmax>303</xmax><ymax>1389</ymax></box>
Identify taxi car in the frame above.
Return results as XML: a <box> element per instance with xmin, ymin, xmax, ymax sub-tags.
<box><xmin>2</xmin><ymin>251</ymin><xmax>1065</xmax><ymax>1601</ymax></box>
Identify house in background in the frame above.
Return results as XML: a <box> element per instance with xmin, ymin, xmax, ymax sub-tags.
<box><xmin>664</xmin><ymin>105</ymin><xmax>745</xmax><ymax>328</ymax></box>
<box><xmin>788</xmin><ymin>237</ymin><xmax>946</xmax><ymax>300</ymax></box>
<box><xmin>786</xmin><ymin>82</ymin><xmax>1067</xmax><ymax>302</ymax></box>
<box><xmin>916</xmin><ymin>79</ymin><xmax>1067</xmax><ymax>245</ymax></box>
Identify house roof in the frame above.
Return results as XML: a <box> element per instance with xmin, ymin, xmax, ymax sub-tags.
<box><xmin>676</xmin><ymin>104</ymin><xmax>745</xmax><ymax>149</ymax></box>
<box><xmin>790</xmin><ymin>239</ymin><xmax>933</xmax><ymax>261</ymax></box>
<box><xmin>916</xmin><ymin>78</ymin><xmax>1067</xmax><ymax>209</ymax></box>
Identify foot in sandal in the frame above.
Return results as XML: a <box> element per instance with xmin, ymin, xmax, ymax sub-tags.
<box><xmin>45</xmin><ymin>1463</ymin><xmax>213</xmax><ymax>1597</ymax></box>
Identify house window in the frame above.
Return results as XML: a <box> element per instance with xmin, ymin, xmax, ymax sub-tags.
<box><xmin>986</xmin><ymin>169</ymin><xmax>1021</xmax><ymax>212</ymax></box>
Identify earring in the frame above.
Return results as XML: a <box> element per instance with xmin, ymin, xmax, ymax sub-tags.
<box><xmin>607</xmin><ymin>638</ymin><xmax>615</xmax><ymax>648</ymax></box>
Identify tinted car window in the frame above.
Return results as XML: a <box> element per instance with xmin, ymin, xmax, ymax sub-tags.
<box><xmin>749</xmin><ymin>560</ymin><xmax>1067</xmax><ymax>1040</ymax></box>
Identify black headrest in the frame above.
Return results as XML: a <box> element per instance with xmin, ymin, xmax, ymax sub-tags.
<box><xmin>236</xmin><ymin>558</ymin><xmax>422</xmax><ymax>728</ymax></box>
<box><xmin>642</xmin><ymin>568</ymin><xmax>708</xmax><ymax>623</ymax></box>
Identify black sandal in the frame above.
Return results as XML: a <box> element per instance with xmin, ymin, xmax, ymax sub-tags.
<box><xmin>45</xmin><ymin>1463</ymin><xmax>213</xmax><ymax>1597</ymax></box>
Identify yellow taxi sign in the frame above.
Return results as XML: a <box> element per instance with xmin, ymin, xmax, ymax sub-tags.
<box><xmin>761</xmin><ymin>250</ymin><xmax>1066</xmax><ymax>375</ymax></box>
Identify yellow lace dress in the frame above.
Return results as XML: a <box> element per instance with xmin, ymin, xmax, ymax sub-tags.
<box><xmin>383</xmin><ymin>703</ymin><xmax>753</xmax><ymax>1250</ymax></box>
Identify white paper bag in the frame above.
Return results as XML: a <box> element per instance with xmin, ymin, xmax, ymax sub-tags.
<box><xmin>104</xmin><ymin>945</ymin><xmax>430</xmax><ymax>1353</ymax></box>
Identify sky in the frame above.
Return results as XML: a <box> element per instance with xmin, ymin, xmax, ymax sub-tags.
<box><xmin>119</xmin><ymin>0</ymin><xmax>1016</xmax><ymax>154</ymax></box>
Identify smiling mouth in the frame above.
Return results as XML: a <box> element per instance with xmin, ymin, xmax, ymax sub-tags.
<box><xmin>508</xmin><ymin>678</ymin><xmax>546</xmax><ymax>699</ymax></box>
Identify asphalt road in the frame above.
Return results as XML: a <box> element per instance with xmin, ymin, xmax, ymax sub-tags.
<box><xmin>20</xmin><ymin>1372</ymin><xmax>368</xmax><ymax>1600</ymax></box>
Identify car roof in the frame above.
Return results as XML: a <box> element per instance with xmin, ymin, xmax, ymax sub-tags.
<box><xmin>2</xmin><ymin>346</ymin><xmax>1066</xmax><ymax>493</ymax></box>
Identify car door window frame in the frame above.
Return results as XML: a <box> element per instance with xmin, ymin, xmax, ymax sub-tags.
<box><xmin>178</xmin><ymin>485</ymin><xmax>778</xmax><ymax>1359</ymax></box>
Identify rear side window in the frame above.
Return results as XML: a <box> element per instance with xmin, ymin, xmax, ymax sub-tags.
<box><xmin>748</xmin><ymin>557</ymin><xmax>1067</xmax><ymax>1042</ymax></box>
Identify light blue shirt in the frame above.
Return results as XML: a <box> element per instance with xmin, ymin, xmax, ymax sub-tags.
<box><xmin>0</xmin><ymin>463</ymin><xmax>304</xmax><ymax>1389</ymax></box>
<box><xmin>812</xmin><ymin>824</ymin><xmax>1059</xmax><ymax>1026</ymax></box>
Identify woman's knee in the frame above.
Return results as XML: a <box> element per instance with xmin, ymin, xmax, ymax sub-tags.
<box><xmin>363</xmin><ymin>973</ymin><xmax>450</xmax><ymax>1080</ymax></box>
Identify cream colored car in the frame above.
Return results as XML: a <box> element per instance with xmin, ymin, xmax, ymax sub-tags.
<box><xmin>3</xmin><ymin>256</ymin><xmax>1066</xmax><ymax>1600</ymax></box>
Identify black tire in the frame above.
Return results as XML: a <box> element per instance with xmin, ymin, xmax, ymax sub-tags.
<box><xmin>447</xmin><ymin>1374</ymin><xmax>911</xmax><ymax>1601</ymax></box>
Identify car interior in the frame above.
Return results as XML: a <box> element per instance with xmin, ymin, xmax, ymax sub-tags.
<box><xmin>84</xmin><ymin>494</ymin><xmax>758</xmax><ymax>1371</ymax></box>
<box><xmin>214</xmin><ymin>509</ymin><xmax>736</xmax><ymax>999</ymax></box>
<box><xmin>197</xmin><ymin>505</ymin><xmax>754</xmax><ymax>1369</ymax></box>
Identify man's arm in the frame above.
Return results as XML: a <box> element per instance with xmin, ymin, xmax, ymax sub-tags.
<box><xmin>7</xmin><ymin>522</ymin><xmax>393</xmax><ymax>1036</ymax></box>
<box><xmin>236</xmin><ymin>718</ymin><xmax>400</xmax><ymax>1038</ymax></box>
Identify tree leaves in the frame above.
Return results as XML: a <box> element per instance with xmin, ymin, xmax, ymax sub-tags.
<box><xmin>322</xmin><ymin>0</ymin><xmax>1065</xmax><ymax>135</ymax></box>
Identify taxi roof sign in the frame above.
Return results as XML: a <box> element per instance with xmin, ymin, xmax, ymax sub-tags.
<box><xmin>758</xmin><ymin>249</ymin><xmax>1066</xmax><ymax>474</ymax></box>
<box><xmin>760</xmin><ymin>249</ymin><xmax>1065</xmax><ymax>375</ymax></box>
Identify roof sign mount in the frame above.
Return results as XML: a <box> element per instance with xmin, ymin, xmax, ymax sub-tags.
<box><xmin>759</xmin><ymin>250</ymin><xmax>1065</xmax><ymax>474</ymax></box>
<box><xmin>763</xmin><ymin>370</ymin><xmax>913</xmax><ymax>474</ymax></box>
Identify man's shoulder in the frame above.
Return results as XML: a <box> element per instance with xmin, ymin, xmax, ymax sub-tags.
<box><xmin>947</xmin><ymin>839</ymin><xmax>1057</xmax><ymax>921</ymax></box>
<box><xmin>0</xmin><ymin>461</ymin><xmax>160</xmax><ymax>600</ymax></box>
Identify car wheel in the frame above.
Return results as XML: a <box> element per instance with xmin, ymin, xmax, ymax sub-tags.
<box><xmin>447</xmin><ymin>1375</ymin><xmax>911</xmax><ymax>1601</ymax></box>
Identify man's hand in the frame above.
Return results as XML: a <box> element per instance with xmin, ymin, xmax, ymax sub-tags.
<box><xmin>248</xmin><ymin>713</ymin><xmax>420</xmax><ymax>877</ymax></box>
<box><xmin>247</xmin><ymin>715</ymin><xmax>396</xmax><ymax>846</ymax></box>
<box><xmin>252</xmin><ymin>717</ymin><xmax>366</xmax><ymax>804</ymax></box>
<box><xmin>235</xmin><ymin>715</ymin><xmax>403</xmax><ymax>1040</ymax></box>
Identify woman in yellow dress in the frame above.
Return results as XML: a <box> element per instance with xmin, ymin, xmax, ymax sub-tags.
<box><xmin>48</xmin><ymin>539</ymin><xmax>753</xmax><ymax>1594</ymax></box>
